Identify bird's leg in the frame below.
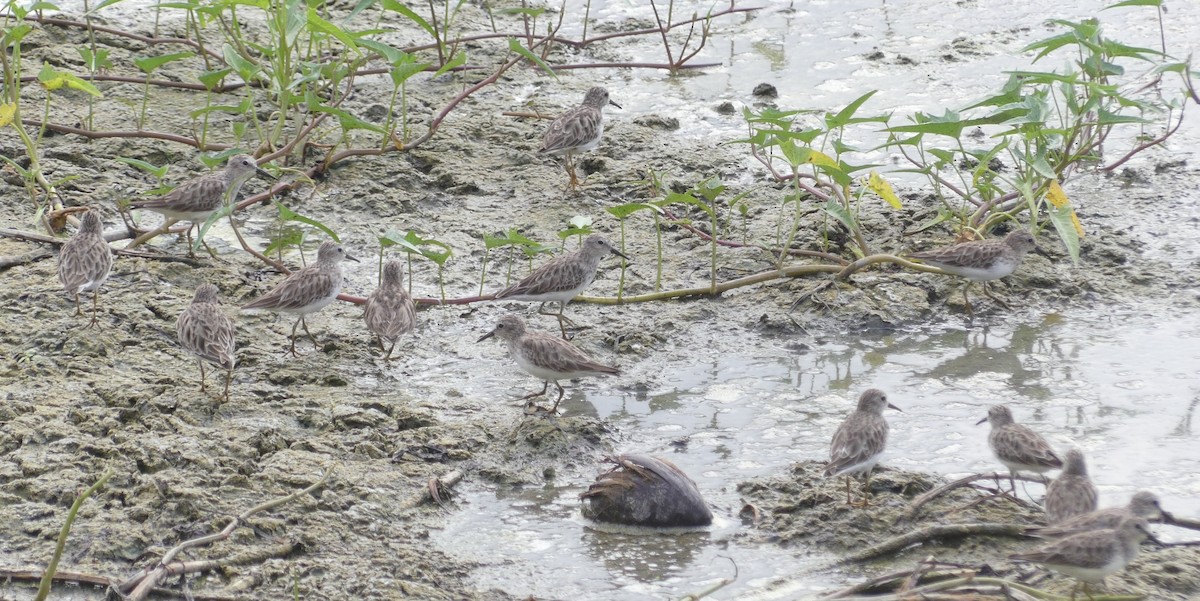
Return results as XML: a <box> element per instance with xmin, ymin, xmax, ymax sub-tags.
<box><xmin>520</xmin><ymin>380</ymin><xmax>550</xmax><ymax>401</ymax></box>
<box><xmin>981</xmin><ymin>281</ymin><xmax>1012</xmax><ymax>309</ymax></box>
<box><xmin>72</xmin><ymin>292</ymin><xmax>82</xmax><ymax>316</ymax></box>
<box><xmin>384</xmin><ymin>340</ymin><xmax>398</xmax><ymax>361</ymax></box>
<box><xmin>548</xmin><ymin>381</ymin><xmax>567</xmax><ymax>413</ymax></box>
<box><xmin>962</xmin><ymin>282</ymin><xmax>974</xmax><ymax>316</ymax></box>
<box><xmin>221</xmin><ymin>368</ymin><xmax>231</xmax><ymax>403</ymax></box>
<box><xmin>565</xmin><ymin>151</ymin><xmax>580</xmax><ymax>191</ymax></box>
<box><xmin>299</xmin><ymin>316</ymin><xmax>319</xmax><ymax>350</ymax></box>
<box><xmin>843</xmin><ymin>477</ymin><xmax>852</xmax><ymax>505</ymax></box>
<box><xmin>87</xmin><ymin>290</ymin><xmax>101</xmax><ymax>328</ymax></box>
<box><xmin>859</xmin><ymin>470</ymin><xmax>874</xmax><ymax>507</ymax></box>
<box><xmin>288</xmin><ymin>317</ymin><xmax>302</xmax><ymax>357</ymax></box>
<box><xmin>198</xmin><ymin>361</ymin><xmax>208</xmax><ymax>392</ymax></box>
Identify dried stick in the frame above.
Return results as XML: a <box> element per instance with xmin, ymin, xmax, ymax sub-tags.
<box><xmin>835</xmin><ymin>253</ymin><xmax>951</xmax><ymax>281</ymax></box>
<box><xmin>899</xmin><ymin>471</ymin><xmax>1051</xmax><ymax>523</ymax></box>
<box><xmin>834</xmin><ymin>523</ymin><xmax>1029</xmax><ymax>566</ymax></box>
<box><xmin>35</xmin><ymin>468</ymin><xmax>113</xmax><ymax>601</ymax></box>
<box><xmin>0</xmin><ymin>227</ymin><xmax>206</xmax><ymax>266</ymax></box>
<box><xmin>119</xmin><ymin>468</ymin><xmax>331</xmax><ymax>599</ymax></box>
<box><xmin>397</xmin><ymin>469</ymin><xmax>464</xmax><ymax>510</ymax></box>
<box><xmin>678</xmin><ymin>557</ymin><xmax>736</xmax><ymax>600</ymax></box>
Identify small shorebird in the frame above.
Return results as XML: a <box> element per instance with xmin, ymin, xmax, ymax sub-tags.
<box><xmin>493</xmin><ymin>234</ymin><xmax>627</xmax><ymax>339</ymax></box>
<box><xmin>177</xmin><ymin>283</ymin><xmax>236</xmax><ymax>402</ymax></box>
<box><xmin>539</xmin><ymin>86</ymin><xmax>620</xmax><ymax>190</ymax></box>
<box><xmin>1029</xmin><ymin>491</ymin><xmax>1168</xmax><ymax>538</ymax></box>
<box><xmin>128</xmin><ymin>154</ymin><xmax>274</xmax><ymax>256</ymax></box>
<box><xmin>908</xmin><ymin>229</ymin><xmax>1037</xmax><ymax>313</ymax></box>
<box><xmin>242</xmin><ymin>240</ymin><xmax>358</xmax><ymax>356</ymax></box>
<box><xmin>1044</xmin><ymin>448</ymin><xmax>1099</xmax><ymax>524</ymax></box>
<box><xmin>478</xmin><ymin>314</ymin><xmax>619</xmax><ymax>414</ymax></box>
<box><xmin>57</xmin><ymin>208</ymin><xmax>113</xmax><ymax>328</ymax></box>
<box><xmin>364</xmin><ymin>260</ymin><xmax>416</xmax><ymax>360</ymax></box>
<box><xmin>1010</xmin><ymin>516</ymin><xmax>1158</xmax><ymax>599</ymax></box>
<box><xmin>824</xmin><ymin>389</ymin><xmax>902</xmax><ymax>507</ymax></box>
<box><xmin>978</xmin><ymin>404</ymin><xmax>1062</xmax><ymax>496</ymax></box>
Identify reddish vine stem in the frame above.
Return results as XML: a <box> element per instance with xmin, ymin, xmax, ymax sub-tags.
<box><xmin>19</xmin><ymin>119</ymin><xmax>227</xmax><ymax>150</ymax></box>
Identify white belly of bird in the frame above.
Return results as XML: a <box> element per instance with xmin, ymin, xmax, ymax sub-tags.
<box><xmin>831</xmin><ymin>453</ymin><xmax>882</xmax><ymax>477</ymax></box>
<box><xmin>930</xmin><ymin>257</ymin><xmax>1018</xmax><ymax>281</ymax></box>
<box><xmin>1049</xmin><ymin>556</ymin><xmax>1125</xmax><ymax>583</ymax></box>
<box><xmin>514</xmin><ymin>350</ymin><xmax>597</xmax><ymax>381</ymax></box>
<box><xmin>282</xmin><ymin>287</ymin><xmax>341</xmax><ymax>315</ymax></box>
<box><xmin>148</xmin><ymin>208</ymin><xmax>217</xmax><ymax>222</ymax></box>
<box><xmin>502</xmin><ymin>279</ymin><xmax>592</xmax><ymax>303</ymax></box>
<box><xmin>998</xmin><ymin>457</ymin><xmax>1056</xmax><ymax>474</ymax></box>
<box><xmin>576</xmin><ymin>122</ymin><xmax>603</xmax><ymax>152</ymax></box>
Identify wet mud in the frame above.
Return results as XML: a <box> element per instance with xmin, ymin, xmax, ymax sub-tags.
<box><xmin>2</xmin><ymin>2</ymin><xmax>1200</xmax><ymax>600</ymax></box>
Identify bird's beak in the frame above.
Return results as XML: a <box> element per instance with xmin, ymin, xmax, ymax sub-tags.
<box><xmin>1159</xmin><ymin>510</ymin><xmax>1175</xmax><ymax>523</ymax></box>
<box><xmin>477</xmin><ymin>329</ymin><xmax>496</xmax><ymax>343</ymax></box>
<box><xmin>975</xmin><ymin>416</ymin><xmax>988</xmax><ymax>426</ymax></box>
<box><xmin>255</xmin><ymin>167</ymin><xmax>277</xmax><ymax>181</ymax></box>
<box><xmin>609</xmin><ymin>100</ymin><xmax>622</xmax><ymax>109</ymax></box>
<box><xmin>346</xmin><ymin>253</ymin><xmax>361</xmax><ymax>263</ymax></box>
<box><xmin>887</xmin><ymin>403</ymin><xmax>902</xmax><ymax>412</ymax></box>
<box><xmin>1146</xmin><ymin>532</ymin><xmax>1167</xmax><ymax>548</ymax></box>
<box><xmin>611</xmin><ymin>248</ymin><xmax>629</xmax><ymax>261</ymax></box>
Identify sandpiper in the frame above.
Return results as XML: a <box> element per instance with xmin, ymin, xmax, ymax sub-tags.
<box><xmin>977</xmin><ymin>404</ymin><xmax>1062</xmax><ymax>496</ymax></box>
<box><xmin>57</xmin><ymin>208</ymin><xmax>113</xmax><ymax>328</ymax></box>
<box><xmin>177</xmin><ymin>283</ymin><xmax>236</xmax><ymax>402</ymax></box>
<box><xmin>1044</xmin><ymin>448</ymin><xmax>1099</xmax><ymax>524</ymax></box>
<box><xmin>824</xmin><ymin>389</ymin><xmax>902</xmax><ymax>507</ymax></box>
<box><xmin>242</xmin><ymin>240</ymin><xmax>358</xmax><ymax>356</ymax></box>
<box><xmin>364</xmin><ymin>260</ymin><xmax>416</xmax><ymax>360</ymax></box>
<box><xmin>909</xmin><ymin>229</ymin><xmax>1037</xmax><ymax>312</ymax></box>
<box><xmin>478</xmin><ymin>314</ymin><xmax>619</xmax><ymax>414</ymax></box>
<box><xmin>539</xmin><ymin>86</ymin><xmax>620</xmax><ymax>190</ymax></box>
<box><xmin>1010</xmin><ymin>516</ymin><xmax>1157</xmax><ymax>599</ymax></box>
<box><xmin>1030</xmin><ymin>491</ymin><xmax>1168</xmax><ymax>538</ymax></box>
<box><xmin>492</xmin><ymin>234</ymin><xmax>626</xmax><ymax>339</ymax></box>
<box><xmin>127</xmin><ymin>154</ymin><xmax>273</xmax><ymax>255</ymax></box>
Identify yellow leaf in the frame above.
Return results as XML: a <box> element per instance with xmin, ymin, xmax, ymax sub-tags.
<box><xmin>806</xmin><ymin>150</ymin><xmax>839</xmax><ymax>169</ymax></box>
<box><xmin>1069</xmin><ymin>208</ymin><xmax>1085</xmax><ymax>238</ymax></box>
<box><xmin>1046</xmin><ymin>180</ymin><xmax>1069</xmax><ymax>208</ymax></box>
<box><xmin>864</xmin><ymin>171</ymin><xmax>902</xmax><ymax>209</ymax></box>
<box><xmin>0</xmin><ymin>103</ymin><xmax>14</xmax><ymax>128</ymax></box>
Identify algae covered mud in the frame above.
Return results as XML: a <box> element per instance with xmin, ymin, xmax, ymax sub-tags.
<box><xmin>2</xmin><ymin>0</ymin><xmax>1200</xmax><ymax>599</ymax></box>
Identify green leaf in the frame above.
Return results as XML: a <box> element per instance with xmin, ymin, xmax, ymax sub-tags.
<box><xmin>495</xmin><ymin>7</ymin><xmax>545</xmax><ymax>16</ymax></box>
<box><xmin>822</xmin><ymin>198</ymin><xmax>857</xmax><ymax>233</ymax></box>
<box><xmin>483</xmin><ymin>231</ymin><xmax>514</xmax><ymax>249</ymax></box>
<box><xmin>37</xmin><ymin>63</ymin><xmax>101</xmax><ymax>96</ymax></box>
<box><xmin>347</xmin><ymin>0</ymin><xmax>378</xmax><ymax>21</ymax></box>
<box><xmin>1048</xmin><ymin>204</ymin><xmax>1081</xmax><ymax>264</ymax></box>
<box><xmin>115</xmin><ymin>157</ymin><xmax>169</xmax><ymax>179</ymax></box>
<box><xmin>133</xmin><ymin>51</ymin><xmax>194</xmax><ymax>74</ymax></box>
<box><xmin>431</xmin><ymin>51</ymin><xmax>467</xmax><ymax>79</ymax></box>
<box><xmin>381</xmin><ymin>0</ymin><xmax>436</xmax><ymax>39</ymax></box>
<box><xmin>825</xmin><ymin>90</ymin><xmax>881</xmax><ymax>129</ymax></box>
<box><xmin>3</xmin><ymin>24</ymin><xmax>34</xmax><ymax>47</ymax></box>
<box><xmin>307</xmin><ymin>7</ymin><xmax>360</xmax><ymax>53</ymax></box>
<box><xmin>198</xmin><ymin>67</ymin><xmax>232</xmax><ymax>91</ymax></box>
<box><xmin>192</xmin><ymin>202</ymin><xmax>234</xmax><ymax>251</ymax></box>
<box><xmin>304</xmin><ymin>90</ymin><xmax>386</xmax><ymax>133</ymax></box>
<box><xmin>88</xmin><ymin>0</ymin><xmax>129</xmax><ymax>13</ymax></box>
<box><xmin>665</xmin><ymin>191</ymin><xmax>715</xmax><ymax>218</ymax></box>
<box><xmin>605</xmin><ymin>202</ymin><xmax>661</xmax><ymax>220</ymax></box>
<box><xmin>274</xmin><ymin>200</ymin><xmax>340</xmax><ymax>242</ymax></box>
<box><xmin>357</xmin><ymin>38</ymin><xmax>405</xmax><ymax>63</ymax></box>
<box><xmin>189</xmin><ymin>97</ymin><xmax>253</xmax><ymax>119</ymax></box>
<box><xmin>222</xmin><ymin>44</ymin><xmax>259</xmax><ymax>81</ymax></box>
<box><xmin>264</xmin><ymin>226</ymin><xmax>305</xmax><ymax>256</ymax></box>
<box><xmin>1103</xmin><ymin>0</ymin><xmax>1162</xmax><ymax>8</ymax></box>
<box><xmin>508</xmin><ymin>37</ymin><xmax>558</xmax><ymax>80</ymax></box>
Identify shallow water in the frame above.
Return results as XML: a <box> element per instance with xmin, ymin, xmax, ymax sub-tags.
<box><xmin>433</xmin><ymin>1</ymin><xmax>1200</xmax><ymax>598</ymax></box>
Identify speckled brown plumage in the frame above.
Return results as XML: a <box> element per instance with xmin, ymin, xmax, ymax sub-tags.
<box><xmin>1044</xmin><ymin>448</ymin><xmax>1099</xmax><ymax>523</ymax></box>
<box><xmin>177</xmin><ymin>283</ymin><xmax>236</xmax><ymax>402</ymax></box>
<box><xmin>978</xmin><ymin>404</ymin><xmax>1062</xmax><ymax>495</ymax></box>
<box><xmin>1010</xmin><ymin>517</ymin><xmax>1153</xmax><ymax>595</ymax></box>
<box><xmin>57</xmin><ymin>209</ymin><xmax>113</xmax><ymax>328</ymax></box>
<box><xmin>242</xmin><ymin>241</ymin><xmax>357</xmax><ymax>356</ymax></box>
<box><xmin>364</xmin><ymin>260</ymin><xmax>416</xmax><ymax>360</ymax></box>
<box><xmin>538</xmin><ymin>87</ymin><xmax>619</xmax><ymax>190</ymax></box>
<box><xmin>909</xmin><ymin>230</ymin><xmax>1037</xmax><ymax>312</ymax></box>
<box><xmin>1030</xmin><ymin>491</ymin><xmax>1165</xmax><ymax>538</ymax></box>
<box><xmin>825</xmin><ymin>389</ymin><xmax>901</xmax><ymax>506</ymax></box>
<box><xmin>493</xmin><ymin>235</ymin><xmax>626</xmax><ymax>339</ymax></box>
<box><xmin>478</xmin><ymin>314</ymin><xmax>619</xmax><ymax>414</ymax></box>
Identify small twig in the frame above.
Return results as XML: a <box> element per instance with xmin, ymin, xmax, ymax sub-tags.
<box><xmin>19</xmin><ymin>119</ymin><xmax>226</xmax><ymax>151</ymax></box>
<box><xmin>833</xmin><ymin>523</ymin><xmax>1028</xmax><ymax>565</ymax></box>
<box><xmin>1100</xmin><ymin>104</ymin><xmax>1186</xmax><ymax>173</ymax></box>
<box><xmin>397</xmin><ymin>469</ymin><xmax>464</xmax><ymax>510</ymax></box>
<box><xmin>119</xmin><ymin>468</ymin><xmax>331</xmax><ymax>599</ymax></box>
<box><xmin>679</xmin><ymin>556</ymin><xmax>737</xmax><ymax>601</ymax></box>
<box><xmin>899</xmin><ymin>472</ymin><xmax>1051</xmax><ymax>523</ymax></box>
<box><xmin>0</xmin><ymin>248</ymin><xmax>54</xmax><ymax>269</ymax></box>
<box><xmin>0</xmin><ymin>569</ymin><xmax>241</xmax><ymax>600</ymax></box>
<box><xmin>835</xmin><ymin>253</ymin><xmax>951</xmax><ymax>281</ymax></box>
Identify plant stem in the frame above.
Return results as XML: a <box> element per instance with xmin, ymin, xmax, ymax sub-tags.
<box><xmin>35</xmin><ymin>468</ymin><xmax>114</xmax><ymax>601</ymax></box>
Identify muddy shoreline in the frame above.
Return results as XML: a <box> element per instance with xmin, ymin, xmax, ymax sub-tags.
<box><xmin>3</xmin><ymin>1</ymin><xmax>1200</xmax><ymax>600</ymax></box>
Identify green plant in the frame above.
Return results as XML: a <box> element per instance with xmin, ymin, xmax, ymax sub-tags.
<box><xmin>557</xmin><ymin>215</ymin><xmax>593</xmax><ymax>248</ymax></box>
<box><xmin>604</xmin><ymin>202</ymin><xmax>660</xmax><ymax>301</ymax></box>
<box><xmin>380</xmin><ymin>229</ymin><xmax>452</xmax><ymax>301</ymax></box>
